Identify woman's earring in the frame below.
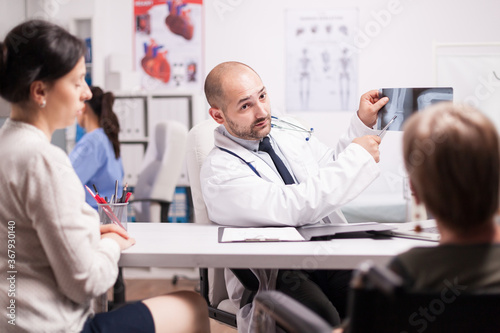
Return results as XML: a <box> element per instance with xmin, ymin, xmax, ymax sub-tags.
<box><xmin>39</xmin><ymin>100</ymin><xmax>46</xmax><ymax>108</ymax></box>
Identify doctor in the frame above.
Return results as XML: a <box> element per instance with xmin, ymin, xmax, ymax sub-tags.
<box><xmin>200</xmin><ymin>61</ymin><xmax>388</xmax><ymax>331</ymax></box>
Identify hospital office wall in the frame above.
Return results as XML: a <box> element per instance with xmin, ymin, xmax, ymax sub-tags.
<box><xmin>2</xmin><ymin>0</ymin><xmax>499</xmax><ymax>143</ymax></box>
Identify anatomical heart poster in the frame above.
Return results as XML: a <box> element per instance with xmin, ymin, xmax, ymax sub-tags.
<box><xmin>134</xmin><ymin>0</ymin><xmax>203</xmax><ymax>91</ymax></box>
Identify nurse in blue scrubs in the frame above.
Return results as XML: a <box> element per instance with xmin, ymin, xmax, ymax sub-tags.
<box><xmin>70</xmin><ymin>86</ymin><xmax>124</xmax><ymax>209</ymax></box>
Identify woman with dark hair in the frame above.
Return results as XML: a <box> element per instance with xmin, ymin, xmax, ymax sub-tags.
<box><xmin>0</xmin><ymin>20</ymin><xmax>209</xmax><ymax>333</ymax></box>
<box><xmin>70</xmin><ymin>86</ymin><xmax>124</xmax><ymax>210</ymax></box>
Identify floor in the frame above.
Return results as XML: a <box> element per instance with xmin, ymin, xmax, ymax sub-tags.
<box><xmin>122</xmin><ymin>278</ymin><xmax>237</xmax><ymax>333</ymax></box>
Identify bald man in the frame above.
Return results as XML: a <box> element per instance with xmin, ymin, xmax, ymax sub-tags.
<box><xmin>200</xmin><ymin>61</ymin><xmax>388</xmax><ymax>330</ymax></box>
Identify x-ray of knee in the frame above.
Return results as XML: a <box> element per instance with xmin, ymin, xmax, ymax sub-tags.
<box><xmin>377</xmin><ymin>87</ymin><xmax>453</xmax><ymax>131</ymax></box>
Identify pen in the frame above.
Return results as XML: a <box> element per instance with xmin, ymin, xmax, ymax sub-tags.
<box><xmin>114</xmin><ymin>180</ymin><xmax>118</xmax><ymax>204</ymax></box>
<box><xmin>85</xmin><ymin>185</ymin><xmax>97</xmax><ymax>199</ymax></box>
<box><xmin>119</xmin><ymin>183</ymin><xmax>128</xmax><ymax>203</ymax></box>
<box><xmin>92</xmin><ymin>184</ymin><xmax>99</xmax><ymax>196</ymax></box>
<box><xmin>245</xmin><ymin>238</ymin><xmax>280</xmax><ymax>242</ymax></box>
<box><xmin>378</xmin><ymin>115</ymin><xmax>397</xmax><ymax>137</ymax></box>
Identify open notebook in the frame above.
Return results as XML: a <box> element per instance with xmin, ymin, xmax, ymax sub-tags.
<box><xmin>219</xmin><ymin>222</ymin><xmax>395</xmax><ymax>242</ymax></box>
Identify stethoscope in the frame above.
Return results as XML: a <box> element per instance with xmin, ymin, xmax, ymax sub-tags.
<box><xmin>217</xmin><ymin>116</ymin><xmax>314</xmax><ymax>177</ymax></box>
<box><xmin>271</xmin><ymin>116</ymin><xmax>314</xmax><ymax>141</ymax></box>
<box><xmin>217</xmin><ymin>147</ymin><xmax>261</xmax><ymax>177</ymax></box>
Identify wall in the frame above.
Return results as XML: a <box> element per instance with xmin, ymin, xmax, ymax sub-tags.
<box><xmin>204</xmin><ymin>0</ymin><xmax>500</xmax><ymax>144</ymax></box>
<box><xmin>0</xmin><ymin>0</ymin><xmax>25</xmax><ymax>37</ymax></box>
<box><xmin>0</xmin><ymin>0</ymin><xmax>25</xmax><ymax>117</ymax></box>
<box><xmin>4</xmin><ymin>0</ymin><xmax>499</xmax><ymax>141</ymax></box>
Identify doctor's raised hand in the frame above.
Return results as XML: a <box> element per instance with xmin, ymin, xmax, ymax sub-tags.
<box><xmin>350</xmin><ymin>89</ymin><xmax>388</xmax><ymax>163</ymax></box>
<box><xmin>357</xmin><ymin>89</ymin><xmax>389</xmax><ymax>128</ymax></box>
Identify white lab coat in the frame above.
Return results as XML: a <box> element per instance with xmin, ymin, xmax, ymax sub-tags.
<box><xmin>200</xmin><ymin>113</ymin><xmax>381</xmax><ymax>332</ymax></box>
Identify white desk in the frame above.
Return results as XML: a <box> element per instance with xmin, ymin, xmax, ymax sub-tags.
<box><xmin>119</xmin><ymin>223</ymin><xmax>435</xmax><ymax>270</ymax></box>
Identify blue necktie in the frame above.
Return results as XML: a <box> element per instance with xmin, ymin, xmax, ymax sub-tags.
<box><xmin>259</xmin><ymin>137</ymin><xmax>295</xmax><ymax>185</ymax></box>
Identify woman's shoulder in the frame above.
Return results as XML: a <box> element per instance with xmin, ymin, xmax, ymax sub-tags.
<box><xmin>0</xmin><ymin>120</ymin><xmax>67</xmax><ymax>164</ymax></box>
<box><xmin>77</xmin><ymin>128</ymin><xmax>107</xmax><ymax>145</ymax></box>
<box><xmin>71</xmin><ymin>128</ymin><xmax>109</xmax><ymax>156</ymax></box>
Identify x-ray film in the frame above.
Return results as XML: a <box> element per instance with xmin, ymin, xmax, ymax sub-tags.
<box><xmin>377</xmin><ymin>87</ymin><xmax>453</xmax><ymax>131</ymax></box>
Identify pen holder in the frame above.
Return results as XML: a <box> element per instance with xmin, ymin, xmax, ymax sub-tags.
<box><xmin>98</xmin><ymin>202</ymin><xmax>128</xmax><ymax>231</ymax></box>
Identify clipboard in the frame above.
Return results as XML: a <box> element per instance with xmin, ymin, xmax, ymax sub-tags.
<box><xmin>218</xmin><ymin>227</ymin><xmax>306</xmax><ymax>243</ymax></box>
<box><xmin>218</xmin><ymin>222</ymin><xmax>395</xmax><ymax>243</ymax></box>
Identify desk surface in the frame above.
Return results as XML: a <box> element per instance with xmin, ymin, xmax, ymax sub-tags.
<box><xmin>119</xmin><ymin>223</ymin><xmax>435</xmax><ymax>269</ymax></box>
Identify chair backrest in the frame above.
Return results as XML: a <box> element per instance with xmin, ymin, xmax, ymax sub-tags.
<box><xmin>348</xmin><ymin>288</ymin><xmax>500</xmax><ymax>332</ymax></box>
<box><xmin>185</xmin><ymin>118</ymin><xmax>219</xmax><ymax>224</ymax></box>
<box><xmin>185</xmin><ymin>118</ymin><xmax>229</xmax><ymax>300</ymax></box>
<box><xmin>185</xmin><ymin>118</ymin><xmax>239</xmax><ymax>327</ymax></box>
<box><xmin>347</xmin><ymin>262</ymin><xmax>500</xmax><ymax>332</ymax></box>
<box><xmin>133</xmin><ymin>120</ymin><xmax>188</xmax><ymax>222</ymax></box>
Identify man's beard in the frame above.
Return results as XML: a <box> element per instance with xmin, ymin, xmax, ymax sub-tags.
<box><xmin>226</xmin><ymin>114</ymin><xmax>271</xmax><ymax>140</ymax></box>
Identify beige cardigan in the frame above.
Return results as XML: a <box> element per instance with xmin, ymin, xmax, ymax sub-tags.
<box><xmin>0</xmin><ymin>119</ymin><xmax>120</xmax><ymax>333</ymax></box>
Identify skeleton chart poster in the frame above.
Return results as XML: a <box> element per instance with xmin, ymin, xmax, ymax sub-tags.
<box><xmin>134</xmin><ymin>0</ymin><xmax>203</xmax><ymax>91</ymax></box>
<box><xmin>285</xmin><ymin>8</ymin><xmax>358</xmax><ymax>112</ymax></box>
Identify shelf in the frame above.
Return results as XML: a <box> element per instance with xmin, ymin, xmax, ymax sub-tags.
<box><xmin>114</xmin><ymin>93</ymin><xmax>194</xmax><ymax>187</ymax></box>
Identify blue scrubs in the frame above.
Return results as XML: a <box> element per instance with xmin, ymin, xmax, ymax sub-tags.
<box><xmin>70</xmin><ymin>128</ymin><xmax>124</xmax><ymax>210</ymax></box>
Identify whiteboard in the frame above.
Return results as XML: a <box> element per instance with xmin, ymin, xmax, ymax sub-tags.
<box><xmin>435</xmin><ymin>43</ymin><xmax>500</xmax><ymax>129</ymax></box>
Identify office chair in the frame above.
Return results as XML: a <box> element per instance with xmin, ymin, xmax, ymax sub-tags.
<box><xmin>254</xmin><ymin>261</ymin><xmax>500</xmax><ymax>333</ymax></box>
<box><xmin>132</xmin><ymin>120</ymin><xmax>188</xmax><ymax>222</ymax></box>
<box><xmin>253</xmin><ymin>290</ymin><xmax>333</xmax><ymax>333</ymax></box>
<box><xmin>185</xmin><ymin>119</ymin><xmax>237</xmax><ymax>326</ymax></box>
<box><xmin>186</xmin><ymin>118</ymin><xmax>261</xmax><ymax>328</ymax></box>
